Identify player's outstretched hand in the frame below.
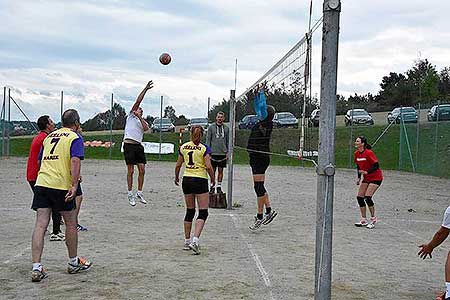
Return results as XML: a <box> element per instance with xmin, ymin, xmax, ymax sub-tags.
<box><xmin>418</xmin><ymin>244</ymin><xmax>433</xmax><ymax>259</ymax></box>
<box><xmin>146</xmin><ymin>81</ymin><xmax>154</xmax><ymax>90</ymax></box>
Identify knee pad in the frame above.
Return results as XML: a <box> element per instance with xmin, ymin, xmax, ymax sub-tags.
<box><xmin>198</xmin><ymin>209</ymin><xmax>209</xmax><ymax>221</ymax></box>
<box><xmin>254</xmin><ymin>181</ymin><xmax>266</xmax><ymax>197</ymax></box>
<box><xmin>184</xmin><ymin>208</ymin><xmax>195</xmax><ymax>222</ymax></box>
<box><xmin>357</xmin><ymin>196</ymin><xmax>365</xmax><ymax>207</ymax></box>
<box><xmin>365</xmin><ymin>196</ymin><xmax>374</xmax><ymax>207</ymax></box>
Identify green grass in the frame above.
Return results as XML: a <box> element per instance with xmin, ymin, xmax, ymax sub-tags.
<box><xmin>2</xmin><ymin>122</ymin><xmax>450</xmax><ymax>178</ymax></box>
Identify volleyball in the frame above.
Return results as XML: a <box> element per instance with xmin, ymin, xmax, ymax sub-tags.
<box><xmin>159</xmin><ymin>53</ymin><xmax>171</xmax><ymax>65</ymax></box>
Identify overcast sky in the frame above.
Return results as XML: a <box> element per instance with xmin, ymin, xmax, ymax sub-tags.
<box><xmin>1</xmin><ymin>0</ymin><xmax>449</xmax><ymax>122</ymax></box>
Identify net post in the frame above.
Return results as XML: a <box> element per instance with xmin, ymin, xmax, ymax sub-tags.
<box><xmin>398</xmin><ymin>106</ymin><xmax>403</xmax><ymax>170</ymax></box>
<box><xmin>226</xmin><ymin>89</ymin><xmax>236</xmax><ymax>210</ymax></box>
<box><xmin>315</xmin><ymin>1</ymin><xmax>341</xmax><ymax>299</ymax></box>
<box><xmin>1</xmin><ymin>86</ymin><xmax>5</xmax><ymax>156</ymax></box>
<box><xmin>6</xmin><ymin>88</ymin><xmax>10</xmax><ymax>157</ymax></box>
<box><xmin>109</xmin><ymin>93</ymin><xmax>114</xmax><ymax>160</ymax></box>
<box><xmin>60</xmin><ymin>91</ymin><xmax>64</xmax><ymax>123</ymax></box>
<box><xmin>159</xmin><ymin>95</ymin><xmax>163</xmax><ymax>160</ymax></box>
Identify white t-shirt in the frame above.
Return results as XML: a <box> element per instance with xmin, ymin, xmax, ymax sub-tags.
<box><xmin>442</xmin><ymin>206</ymin><xmax>450</xmax><ymax>229</ymax></box>
<box><xmin>123</xmin><ymin>114</ymin><xmax>144</xmax><ymax>143</ymax></box>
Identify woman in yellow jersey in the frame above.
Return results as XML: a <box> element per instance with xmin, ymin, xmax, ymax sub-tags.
<box><xmin>175</xmin><ymin>126</ymin><xmax>215</xmax><ymax>255</ymax></box>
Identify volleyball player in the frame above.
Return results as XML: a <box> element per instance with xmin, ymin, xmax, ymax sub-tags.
<box><xmin>174</xmin><ymin>126</ymin><xmax>215</xmax><ymax>255</ymax></box>
<box><xmin>354</xmin><ymin>136</ymin><xmax>383</xmax><ymax>229</ymax></box>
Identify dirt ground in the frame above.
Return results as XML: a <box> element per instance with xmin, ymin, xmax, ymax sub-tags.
<box><xmin>0</xmin><ymin>157</ymin><xmax>449</xmax><ymax>300</ymax></box>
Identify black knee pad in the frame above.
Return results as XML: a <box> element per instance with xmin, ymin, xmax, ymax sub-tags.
<box><xmin>357</xmin><ymin>196</ymin><xmax>365</xmax><ymax>207</ymax></box>
<box><xmin>198</xmin><ymin>209</ymin><xmax>209</xmax><ymax>221</ymax></box>
<box><xmin>184</xmin><ymin>208</ymin><xmax>195</xmax><ymax>222</ymax></box>
<box><xmin>254</xmin><ymin>181</ymin><xmax>266</xmax><ymax>197</ymax></box>
<box><xmin>365</xmin><ymin>196</ymin><xmax>374</xmax><ymax>207</ymax></box>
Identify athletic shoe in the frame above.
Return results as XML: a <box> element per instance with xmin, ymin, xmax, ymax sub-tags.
<box><xmin>128</xmin><ymin>194</ymin><xmax>136</xmax><ymax>206</ymax></box>
<box><xmin>77</xmin><ymin>224</ymin><xmax>88</xmax><ymax>232</ymax></box>
<box><xmin>209</xmin><ymin>186</ymin><xmax>215</xmax><ymax>194</ymax></box>
<box><xmin>436</xmin><ymin>292</ymin><xmax>448</xmax><ymax>300</ymax></box>
<box><xmin>67</xmin><ymin>257</ymin><xmax>92</xmax><ymax>274</ymax></box>
<box><xmin>136</xmin><ymin>193</ymin><xmax>147</xmax><ymax>204</ymax></box>
<box><xmin>369</xmin><ymin>216</ymin><xmax>377</xmax><ymax>225</ymax></box>
<box><xmin>354</xmin><ymin>218</ymin><xmax>368</xmax><ymax>227</ymax></box>
<box><xmin>50</xmin><ymin>231</ymin><xmax>65</xmax><ymax>241</ymax></box>
<box><xmin>262</xmin><ymin>210</ymin><xmax>277</xmax><ymax>225</ymax></box>
<box><xmin>216</xmin><ymin>186</ymin><xmax>223</xmax><ymax>194</ymax></box>
<box><xmin>249</xmin><ymin>216</ymin><xmax>264</xmax><ymax>230</ymax></box>
<box><xmin>183</xmin><ymin>242</ymin><xmax>191</xmax><ymax>251</ymax></box>
<box><xmin>31</xmin><ymin>267</ymin><xmax>48</xmax><ymax>282</ymax></box>
<box><xmin>189</xmin><ymin>242</ymin><xmax>200</xmax><ymax>255</ymax></box>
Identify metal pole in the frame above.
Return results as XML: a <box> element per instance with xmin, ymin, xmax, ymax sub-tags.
<box><xmin>109</xmin><ymin>93</ymin><xmax>114</xmax><ymax>159</ymax></box>
<box><xmin>433</xmin><ymin>101</ymin><xmax>440</xmax><ymax>173</ymax></box>
<box><xmin>348</xmin><ymin>104</ymin><xmax>354</xmax><ymax>168</ymax></box>
<box><xmin>226</xmin><ymin>89</ymin><xmax>236</xmax><ymax>210</ymax></box>
<box><xmin>159</xmin><ymin>95</ymin><xmax>163</xmax><ymax>160</ymax></box>
<box><xmin>398</xmin><ymin>106</ymin><xmax>403</xmax><ymax>171</ymax></box>
<box><xmin>315</xmin><ymin>1</ymin><xmax>340</xmax><ymax>299</ymax></box>
<box><xmin>207</xmin><ymin>97</ymin><xmax>210</xmax><ymax>122</ymax></box>
<box><xmin>7</xmin><ymin>88</ymin><xmax>11</xmax><ymax>157</ymax></box>
<box><xmin>61</xmin><ymin>91</ymin><xmax>64</xmax><ymax>123</ymax></box>
<box><xmin>415</xmin><ymin>103</ymin><xmax>420</xmax><ymax>172</ymax></box>
<box><xmin>2</xmin><ymin>87</ymin><xmax>5</xmax><ymax>156</ymax></box>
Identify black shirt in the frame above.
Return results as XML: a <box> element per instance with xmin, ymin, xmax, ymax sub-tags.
<box><xmin>247</xmin><ymin>119</ymin><xmax>273</xmax><ymax>154</ymax></box>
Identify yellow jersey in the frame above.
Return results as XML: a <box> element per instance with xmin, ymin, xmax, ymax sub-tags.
<box><xmin>36</xmin><ymin>127</ymin><xmax>84</xmax><ymax>190</ymax></box>
<box><xmin>179</xmin><ymin>141</ymin><xmax>211</xmax><ymax>179</ymax></box>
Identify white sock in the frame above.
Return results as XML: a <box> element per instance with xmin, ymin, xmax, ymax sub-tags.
<box><xmin>137</xmin><ymin>190</ymin><xmax>143</xmax><ymax>195</ymax></box>
<box><xmin>192</xmin><ymin>236</ymin><xmax>199</xmax><ymax>244</ymax></box>
<box><xmin>185</xmin><ymin>238</ymin><xmax>190</xmax><ymax>244</ymax></box>
<box><xmin>127</xmin><ymin>190</ymin><xmax>133</xmax><ymax>196</ymax></box>
<box><xmin>69</xmin><ymin>256</ymin><xmax>78</xmax><ymax>265</ymax></box>
<box><xmin>446</xmin><ymin>282</ymin><xmax>450</xmax><ymax>298</ymax></box>
<box><xmin>217</xmin><ymin>182</ymin><xmax>222</xmax><ymax>188</ymax></box>
<box><xmin>32</xmin><ymin>263</ymin><xmax>42</xmax><ymax>271</ymax></box>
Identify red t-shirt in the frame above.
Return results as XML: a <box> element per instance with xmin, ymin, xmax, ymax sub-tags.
<box><xmin>354</xmin><ymin>148</ymin><xmax>383</xmax><ymax>181</ymax></box>
<box><xmin>26</xmin><ymin>131</ymin><xmax>48</xmax><ymax>181</ymax></box>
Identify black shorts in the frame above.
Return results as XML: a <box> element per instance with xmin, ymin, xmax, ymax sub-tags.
<box><xmin>31</xmin><ymin>186</ymin><xmax>76</xmax><ymax>212</ymax></box>
<box><xmin>182</xmin><ymin>177</ymin><xmax>209</xmax><ymax>195</ymax></box>
<box><xmin>211</xmin><ymin>155</ymin><xmax>227</xmax><ymax>169</ymax></box>
<box><xmin>362</xmin><ymin>180</ymin><xmax>382</xmax><ymax>186</ymax></box>
<box><xmin>249</xmin><ymin>154</ymin><xmax>270</xmax><ymax>175</ymax></box>
<box><xmin>123</xmin><ymin>143</ymin><xmax>146</xmax><ymax>165</ymax></box>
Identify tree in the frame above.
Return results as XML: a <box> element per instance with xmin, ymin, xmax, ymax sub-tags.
<box><xmin>175</xmin><ymin>115</ymin><xmax>189</xmax><ymax>126</ymax></box>
<box><xmin>377</xmin><ymin>72</ymin><xmax>414</xmax><ymax>108</ymax></box>
<box><xmin>145</xmin><ymin>115</ymin><xmax>155</xmax><ymax>125</ymax></box>
<box><xmin>82</xmin><ymin>103</ymin><xmax>127</xmax><ymax>131</ymax></box>
<box><xmin>164</xmin><ymin>105</ymin><xmax>177</xmax><ymax>123</ymax></box>
<box><xmin>406</xmin><ymin>59</ymin><xmax>439</xmax><ymax>105</ymax></box>
<box><xmin>439</xmin><ymin>67</ymin><xmax>450</xmax><ymax>101</ymax></box>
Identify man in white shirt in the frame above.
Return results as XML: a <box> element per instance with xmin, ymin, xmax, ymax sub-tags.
<box><xmin>418</xmin><ymin>205</ymin><xmax>450</xmax><ymax>300</ymax></box>
<box><xmin>123</xmin><ymin>81</ymin><xmax>152</xmax><ymax>206</ymax></box>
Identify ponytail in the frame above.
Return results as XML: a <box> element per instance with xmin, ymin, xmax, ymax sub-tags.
<box><xmin>191</xmin><ymin>126</ymin><xmax>204</xmax><ymax>145</ymax></box>
<box><xmin>358</xmin><ymin>135</ymin><xmax>372</xmax><ymax>150</ymax></box>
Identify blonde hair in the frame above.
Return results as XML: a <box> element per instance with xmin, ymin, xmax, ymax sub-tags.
<box><xmin>191</xmin><ymin>126</ymin><xmax>204</xmax><ymax>145</ymax></box>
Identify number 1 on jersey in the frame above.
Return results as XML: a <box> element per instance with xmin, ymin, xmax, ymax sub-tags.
<box><xmin>187</xmin><ymin>151</ymin><xmax>194</xmax><ymax>166</ymax></box>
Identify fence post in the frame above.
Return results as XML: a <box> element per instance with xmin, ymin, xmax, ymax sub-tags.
<box><xmin>415</xmin><ymin>103</ymin><xmax>420</xmax><ymax>172</ymax></box>
<box><xmin>1</xmin><ymin>87</ymin><xmax>5</xmax><ymax>156</ymax></box>
<box><xmin>159</xmin><ymin>95</ymin><xmax>163</xmax><ymax>160</ymax></box>
<box><xmin>433</xmin><ymin>101</ymin><xmax>440</xmax><ymax>173</ymax></box>
<box><xmin>109</xmin><ymin>93</ymin><xmax>114</xmax><ymax>159</ymax></box>
<box><xmin>6</xmin><ymin>88</ymin><xmax>10</xmax><ymax>157</ymax></box>
<box><xmin>398</xmin><ymin>106</ymin><xmax>403</xmax><ymax>171</ymax></box>
<box><xmin>226</xmin><ymin>89</ymin><xmax>236</xmax><ymax>210</ymax></box>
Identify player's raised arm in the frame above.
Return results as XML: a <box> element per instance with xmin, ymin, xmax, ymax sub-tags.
<box><xmin>131</xmin><ymin>81</ymin><xmax>153</xmax><ymax>112</ymax></box>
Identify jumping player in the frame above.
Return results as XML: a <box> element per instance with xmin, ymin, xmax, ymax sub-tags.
<box><xmin>174</xmin><ymin>126</ymin><xmax>215</xmax><ymax>255</ymax></box>
<box><xmin>123</xmin><ymin>81</ymin><xmax>153</xmax><ymax>206</ymax></box>
<box><xmin>247</xmin><ymin>84</ymin><xmax>277</xmax><ymax>230</ymax></box>
<box><xmin>354</xmin><ymin>136</ymin><xmax>383</xmax><ymax>229</ymax></box>
<box><xmin>418</xmin><ymin>205</ymin><xmax>450</xmax><ymax>300</ymax></box>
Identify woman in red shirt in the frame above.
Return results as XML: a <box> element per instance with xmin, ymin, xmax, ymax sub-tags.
<box><xmin>354</xmin><ymin>136</ymin><xmax>383</xmax><ymax>229</ymax></box>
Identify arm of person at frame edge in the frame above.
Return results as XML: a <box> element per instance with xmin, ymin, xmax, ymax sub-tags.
<box><xmin>418</xmin><ymin>226</ymin><xmax>450</xmax><ymax>259</ymax></box>
<box><xmin>204</xmin><ymin>154</ymin><xmax>215</xmax><ymax>188</ymax></box>
<box><xmin>131</xmin><ymin>81</ymin><xmax>153</xmax><ymax>112</ymax></box>
<box><xmin>65</xmin><ymin>157</ymin><xmax>81</xmax><ymax>202</ymax></box>
<box><xmin>174</xmin><ymin>154</ymin><xmax>184</xmax><ymax>186</ymax></box>
<box><xmin>254</xmin><ymin>88</ymin><xmax>268</xmax><ymax>121</ymax></box>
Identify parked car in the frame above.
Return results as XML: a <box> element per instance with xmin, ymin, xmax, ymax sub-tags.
<box><xmin>309</xmin><ymin>109</ymin><xmax>320</xmax><ymax>127</ymax></box>
<box><xmin>427</xmin><ymin>104</ymin><xmax>450</xmax><ymax>121</ymax></box>
<box><xmin>238</xmin><ymin>114</ymin><xmax>258</xmax><ymax>129</ymax></box>
<box><xmin>187</xmin><ymin>117</ymin><xmax>209</xmax><ymax>131</ymax></box>
<box><xmin>387</xmin><ymin>107</ymin><xmax>418</xmax><ymax>124</ymax></box>
<box><xmin>273</xmin><ymin>112</ymin><xmax>298</xmax><ymax>128</ymax></box>
<box><xmin>345</xmin><ymin>109</ymin><xmax>374</xmax><ymax>126</ymax></box>
<box><xmin>152</xmin><ymin>118</ymin><xmax>175</xmax><ymax>132</ymax></box>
